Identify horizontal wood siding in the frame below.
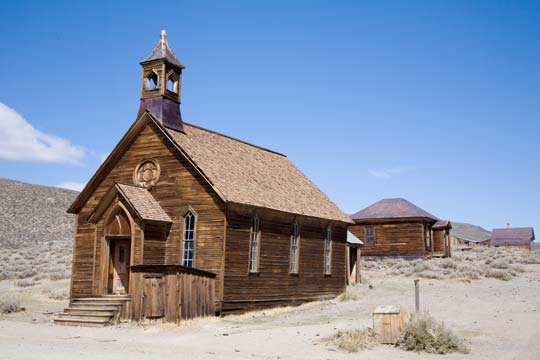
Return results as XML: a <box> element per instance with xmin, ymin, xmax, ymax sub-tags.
<box><xmin>432</xmin><ymin>229</ymin><xmax>446</xmax><ymax>253</ymax></box>
<box><xmin>350</xmin><ymin>222</ymin><xmax>426</xmax><ymax>257</ymax></box>
<box><xmin>70</xmin><ymin>122</ymin><xmax>226</xmax><ymax>308</ymax></box>
<box><xmin>222</xmin><ymin>205</ymin><xmax>347</xmax><ymax>312</ymax></box>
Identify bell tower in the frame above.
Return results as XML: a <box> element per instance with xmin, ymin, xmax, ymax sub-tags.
<box><xmin>138</xmin><ymin>30</ymin><xmax>185</xmax><ymax>132</ymax></box>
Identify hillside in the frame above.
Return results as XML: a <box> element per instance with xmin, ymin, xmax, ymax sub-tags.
<box><xmin>0</xmin><ymin>178</ymin><xmax>79</xmax><ymax>280</ymax></box>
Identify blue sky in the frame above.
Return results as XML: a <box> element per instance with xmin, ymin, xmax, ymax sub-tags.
<box><xmin>0</xmin><ymin>1</ymin><xmax>538</xmax><ymax>234</ymax></box>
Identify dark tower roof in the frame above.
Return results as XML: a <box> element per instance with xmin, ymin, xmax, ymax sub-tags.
<box><xmin>351</xmin><ymin>198</ymin><xmax>439</xmax><ymax>221</ymax></box>
<box><xmin>142</xmin><ymin>30</ymin><xmax>185</xmax><ymax>68</ymax></box>
<box><xmin>138</xmin><ymin>30</ymin><xmax>185</xmax><ymax>132</ymax></box>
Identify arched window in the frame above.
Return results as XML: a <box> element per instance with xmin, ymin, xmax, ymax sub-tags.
<box><xmin>324</xmin><ymin>226</ymin><xmax>332</xmax><ymax>274</ymax></box>
<box><xmin>182</xmin><ymin>212</ymin><xmax>196</xmax><ymax>267</ymax></box>
<box><xmin>290</xmin><ymin>222</ymin><xmax>300</xmax><ymax>273</ymax></box>
<box><xmin>248</xmin><ymin>215</ymin><xmax>260</xmax><ymax>273</ymax></box>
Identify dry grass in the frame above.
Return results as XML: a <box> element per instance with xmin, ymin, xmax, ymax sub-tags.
<box><xmin>363</xmin><ymin>247</ymin><xmax>540</xmax><ymax>282</ymax></box>
<box><xmin>337</xmin><ymin>287</ymin><xmax>359</xmax><ymax>302</ymax></box>
<box><xmin>332</xmin><ymin>328</ymin><xmax>377</xmax><ymax>352</ymax></box>
<box><xmin>399</xmin><ymin>312</ymin><xmax>469</xmax><ymax>354</ymax></box>
<box><xmin>0</xmin><ymin>294</ymin><xmax>25</xmax><ymax>314</ymax></box>
<box><xmin>15</xmin><ymin>279</ymin><xmax>36</xmax><ymax>288</ymax></box>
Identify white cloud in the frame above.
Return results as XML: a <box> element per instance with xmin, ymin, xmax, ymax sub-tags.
<box><xmin>0</xmin><ymin>102</ymin><xmax>85</xmax><ymax>164</ymax></box>
<box><xmin>55</xmin><ymin>181</ymin><xmax>85</xmax><ymax>192</ymax></box>
<box><xmin>368</xmin><ymin>166</ymin><xmax>410</xmax><ymax>179</ymax></box>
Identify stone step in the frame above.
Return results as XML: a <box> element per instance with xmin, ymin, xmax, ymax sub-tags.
<box><xmin>64</xmin><ymin>309</ymin><xmax>116</xmax><ymax>317</ymax></box>
<box><xmin>53</xmin><ymin>317</ymin><xmax>110</xmax><ymax>327</ymax></box>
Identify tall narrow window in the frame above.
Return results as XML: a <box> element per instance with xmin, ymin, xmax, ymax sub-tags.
<box><xmin>249</xmin><ymin>215</ymin><xmax>260</xmax><ymax>273</ymax></box>
<box><xmin>365</xmin><ymin>226</ymin><xmax>375</xmax><ymax>246</ymax></box>
<box><xmin>324</xmin><ymin>226</ymin><xmax>332</xmax><ymax>274</ymax></box>
<box><xmin>183</xmin><ymin>212</ymin><xmax>195</xmax><ymax>267</ymax></box>
<box><xmin>290</xmin><ymin>222</ymin><xmax>300</xmax><ymax>273</ymax></box>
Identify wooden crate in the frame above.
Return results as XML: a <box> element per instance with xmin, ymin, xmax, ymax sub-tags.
<box><xmin>372</xmin><ymin>305</ymin><xmax>407</xmax><ymax>344</ymax></box>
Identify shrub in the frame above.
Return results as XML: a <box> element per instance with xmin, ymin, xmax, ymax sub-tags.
<box><xmin>49</xmin><ymin>272</ymin><xmax>67</xmax><ymax>281</ymax></box>
<box><xmin>15</xmin><ymin>279</ymin><xmax>36</xmax><ymax>287</ymax></box>
<box><xmin>332</xmin><ymin>328</ymin><xmax>377</xmax><ymax>352</ymax></box>
<box><xmin>485</xmin><ymin>269</ymin><xmax>512</xmax><ymax>281</ymax></box>
<box><xmin>46</xmin><ymin>289</ymin><xmax>69</xmax><ymax>300</ymax></box>
<box><xmin>399</xmin><ymin>312</ymin><xmax>469</xmax><ymax>354</ymax></box>
<box><xmin>337</xmin><ymin>290</ymin><xmax>358</xmax><ymax>302</ymax></box>
<box><xmin>0</xmin><ymin>295</ymin><xmax>25</xmax><ymax>314</ymax></box>
<box><xmin>491</xmin><ymin>259</ymin><xmax>509</xmax><ymax>269</ymax></box>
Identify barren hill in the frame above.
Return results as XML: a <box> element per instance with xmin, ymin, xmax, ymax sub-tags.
<box><xmin>0</xmin><ymin>178</ymin><xmax>79</xmax><ymax>280</ymax></box>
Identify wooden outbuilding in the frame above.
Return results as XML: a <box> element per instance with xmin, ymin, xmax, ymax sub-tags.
<box><xmin>346</xmin><ymin>231</ymin><xmax>362</xmax><ymax>285</ymax></box>
<box><xmin>490</xmin><ymin>226</ymin><xmax>535</xmax><ymax>250</ymax></box>
<box><xmin>57</xmin><ymin>31</ymin><xmax>352</xmax><ymax>326</ymax></box>
<box><xmin>449</xmin><ymin>222</ymin><xmax>491</xmax><ymax>250</ymax></box>
<box><xmin>349</xmin><ymin>198</ymin><xmax>451</xmax><ymax>258</ymax></box>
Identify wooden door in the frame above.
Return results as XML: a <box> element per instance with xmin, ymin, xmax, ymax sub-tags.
<box><xmin>112</xmin><ymin>239</ymin><xmax>131</xmax><ymax>295</ymax></box>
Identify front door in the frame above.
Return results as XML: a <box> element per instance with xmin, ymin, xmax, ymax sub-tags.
<box><xmin>111</xmin><ymin>239</ymin><xmax>131</xmax><ymax>295</ymax></box>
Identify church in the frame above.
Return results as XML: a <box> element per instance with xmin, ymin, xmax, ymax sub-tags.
<box><xmin>58</xmin><ymin>31</ymin><xmax>352</xmax><ymax>326</ymax></box>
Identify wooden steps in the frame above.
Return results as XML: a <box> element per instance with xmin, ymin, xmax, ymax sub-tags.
<box><xmin>54</xmin><ymin>295</ymin><xmax>130</xmax><ymax>327</ymax></box>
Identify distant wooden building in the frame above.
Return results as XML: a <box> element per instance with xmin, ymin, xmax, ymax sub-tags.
<box><xmin>349</xmin><ymin>198</ymin><xmax>451</xmax><ymax>258</ymax></box>
<box><xmin>449</xmin><ymin>222</ymin><xmax>491</xmax><ymax>250</ymax></box>
<box><xmin>490</xmin><ymin>226</ymin><xmax>535</xmax><ymax>250</ymax></box>
<box><xmin>58</xmin><ymin>31</ymin><xmax>352</xmax><ymax>326</ymax></box>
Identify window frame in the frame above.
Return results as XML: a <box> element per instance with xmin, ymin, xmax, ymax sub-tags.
<box><xmin>248</xmin><ymin>214</ymin><xmax>261</xmax><ymax>273</ymax></box>
<box><xmin>324</xmin><ymin>226</ymin><xmax>332</xmax><ymax>275</ymax></box>
<box><xmin>182</xmin><ymin>210</ymin><xmax>197</xmax><ymax>268</ymax></box>
<box><xmin>289</xmin><ymin>222</ymin><xmax>300</xmax><ymax>274</ymax></box>
<box><xmin>365</xmin><ymin>226</ymin><xmax>375</xmax><ymax>247</ymax></box>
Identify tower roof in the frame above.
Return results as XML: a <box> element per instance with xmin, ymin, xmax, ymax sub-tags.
<box><xmin>142</xmin><ymin>30</ymin><xmax>184</xmax><ymax>68</ymax></box>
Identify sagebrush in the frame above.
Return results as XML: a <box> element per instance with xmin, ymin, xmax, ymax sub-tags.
<box><xmin>399</xmin><ymin>312</ymin><xmax>469</xmax><ymax>354</ymax></box>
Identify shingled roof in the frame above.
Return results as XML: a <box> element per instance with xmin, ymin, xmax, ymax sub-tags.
<box><xmin>116</xmin><ymin>184</ymin><xmax>172</xmax><ymax>223</ymax></box>
<box><xmin>491</xmin><ymin>227</ymin><xmax>535</xmax><ymax>246</ymax></box>
<box><xmin>142</xmin><ymin>30</ymin><xmax>184</xmax><ymax>68</ymax></box>
<box><xmin>69</xmin><ymin>113</ymin><xmax>351</xmax><ymax>224</ymax></box>
<box><xmin>166</xmin><ymin>123</ymin><xmax>351</xmax><ymax>223</ymax></box>
<box><xmin>450</xmin><ymin>222</ymin><xmax>491</xmax><ymax>243</ymax></box>
<box><xmin>351</xmin><ymin>198</ymin><xmax>438</xmax><ymax>221</ymax></box>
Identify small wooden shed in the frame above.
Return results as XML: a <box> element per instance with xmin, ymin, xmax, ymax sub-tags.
<box><xmin>372</xmin><ymin>305</ymin><xmax>407</xmax><ymax>344</ymax></box>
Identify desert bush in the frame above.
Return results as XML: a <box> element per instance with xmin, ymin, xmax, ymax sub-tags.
<box><xmin>49</xmin><ymin>272</ymin><xmax>66</xmax><ymax>281</ymax></box>
<box><xmin>15</xmin><ymin>279</ymin><xmax>36</xmax><ymax>287</ymax></box>
<box><xmin>485</xmin><ymin>269</ymin><xmax>512</xmax><ymax>281</ymax></box>
<box><xmin>337</xmin><ymin>289</ymin><xmax>358</xmax><ymax>302</ymax></box>
<box><xmin>332</xmin><ymin>328</ymin><xmax>377</xmax><ymax>352</ymax></box>
<box><xmin>417</xmin><ymin>270</ymin><xmax>442</xmax><ymax>279</ymax></box>
<box><xmin>399</xmin><ymin>312</ymin><xmax>469</xmax><ymax>354</ymax></box>
<box><xmin>438</xmin><ymin>258</ymin><xmax>457</xmax><ymax>270</ymax></box>
<box><xmin>46</xmin><ymin>289</ymin><xmax>69</xmax><ymax>300</ymax></box>
<box><xmin>0</xmin><ymin>294</ymin><xmax>25</xmax><ymax>314</ymax></box>
<box><xmin>491</xmin><ymin>259</ymin><xmax>510</xmax><ymax>269</ymax></box>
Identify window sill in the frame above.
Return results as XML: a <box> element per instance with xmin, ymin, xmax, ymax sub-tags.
<box><xmin>324</xmin><ymin>273</ymin><xmax>332</xmax><ymax>277</ymax></box>
<box><xmin>248</xmin><ymin>271</ymin><xmax>260</xmax><ymax>276</ymax></box>
<box><xmin>289</xmin><ymin>272</ymin><xmax>300</xmax><ymax>277</ymax></box>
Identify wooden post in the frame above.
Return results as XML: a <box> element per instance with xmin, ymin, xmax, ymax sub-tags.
<box><xmin>414</xmin><ymin>279</ymin><xmax>420</xmax><ymax>313</ymax></box>
<box><xmin>356</xmin><ymin>248</ymin><xmax>361</xmax><ymax>284</ymax></box>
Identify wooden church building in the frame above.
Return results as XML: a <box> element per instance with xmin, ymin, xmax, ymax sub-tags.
<box><xmin>349</xmin><ymin>198</ymin><xmax>452</xmax><ymax>258</ymax></box>
<box><xmin>58</xmin><ymin>31</ymin><xmax>352</xmax><ymax>326</ymax></box>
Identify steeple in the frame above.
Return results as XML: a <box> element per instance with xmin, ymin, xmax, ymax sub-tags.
<box><xmin>138</xmin><ymin>30</ymin><xmax>185</xmax><ymax>132</ymax></box>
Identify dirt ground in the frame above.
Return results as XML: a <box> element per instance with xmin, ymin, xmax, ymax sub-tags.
<box><xmin>1</xmin><ymin>265</ymin><xmax>540</xmax><ymax>360</ymax></box>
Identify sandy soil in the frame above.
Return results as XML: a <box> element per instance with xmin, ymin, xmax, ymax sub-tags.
<box><xmin>1</xmin><ymin>267</ymin><xmax>540</xmax><ymax>360</ymax></box>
